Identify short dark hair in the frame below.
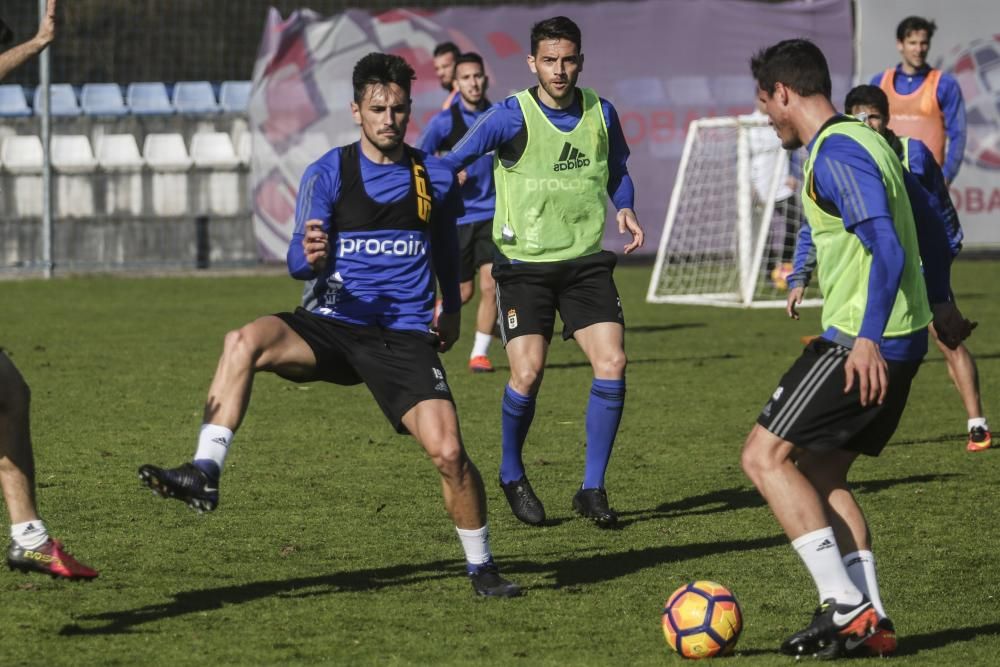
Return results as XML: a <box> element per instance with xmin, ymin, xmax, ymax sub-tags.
<box><xmin>433</xmin><ymin>42</ymin><xmax>460</xmax><ymax>59</ymax></box>
<box><xmin>352</xmin><ymin>52</ymin><xmax>415</xmax><ymax>103</ymax></box>
<box><xmin>454</xmin><ymin>52</ymin><xmax>484</xmax><ymax>71</ymax></box>
<box><xmin>750</xmin><ymin>38</ymin><xmax>831</xmax><ymax>98</ymax></box>
<box><xmin>844</xmin><ymin>84</ymin><xmax>889</xmax><ymax>118</ymax></box>
<box><xmin>530</xmin><ymin>16</ymin><xmax>581</xmax><ymax>55</ymax></box>
<box><xmin>896</xmin><ymin>16</ymin><xmax>937</xmax><ymax>42</ymax></box>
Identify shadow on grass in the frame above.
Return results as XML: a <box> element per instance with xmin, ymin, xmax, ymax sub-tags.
<box><xmin>889</xmin><ymin>433</ymin><xmax>966</xmax><ymax>446</ymax></box>
<box><xmin>617</xmin><ymin>473</ymin><xmax>958</xmax><ymax>526</ymax></box>
<box><xmin>58</xmin><ymin>532</ymin><xmax>790</xmax><ymax>637</ymax></box>
<box><xmin>896</xmin><ymin>622</ymin><xmax>1000</xmax><ymax>655</ymax></box>
<box><xmin>545</xmin><ymin>353</ymin><xmax>739</xmax><ymax>371</ymax></box>
<box><xmin>59</xmin><ymin>559</ymin><xmax>459</xmax><ymax>637</ymax></box>
<box><xmin>626</xmin><ymin>323</ymin><xmax>707</xmax><ymax>334</ymax></box>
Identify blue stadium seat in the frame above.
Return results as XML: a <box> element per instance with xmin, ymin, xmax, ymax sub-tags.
<box><xmin>127</xmin><ymin>82</ymin><xmax>174</xmax><ymax>115</ymax></box>
<box><xmin>33</xmin><ymin>83</ymin><xmax>82</xmax><ymax>116</ymax></box>
<box><xmin>81</xmin><ymin>83</ymin><xmax>128</xmax><ymax>116</ymax></box>
<box><xmin>219</xmin><ymin>80</ymin><xmax>252</xmax><ymax>113</ymax></box>
<box><xmin>173</xmin><ymin>81</ymin><xmax>219</xmax><ymax>114</ymax></box>
<box><xmin>0</xmin><ymin>84</ymin><xmax>32</xmax><ymax>117</ymax></box>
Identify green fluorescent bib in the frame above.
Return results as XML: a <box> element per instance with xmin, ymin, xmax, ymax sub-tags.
<box><xmin>493</xmin><ymin>87</ymin><xmax>609</xmax><ymax>261</ymax></box>
<box><xmin>801</xmin><ymin>120</ymin><xmax>931</xmax><ymax>338</ymax></box>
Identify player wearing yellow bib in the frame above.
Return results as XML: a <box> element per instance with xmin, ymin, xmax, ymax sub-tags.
<box><xmin>744</xmin><ymin>39</ymin><xmax>973</xmax><ymax>659</ymax></box>
<box><xmin>443</xmin><ymin>16</ymin><xmax>643</xmax><ymax>529</ymax></box>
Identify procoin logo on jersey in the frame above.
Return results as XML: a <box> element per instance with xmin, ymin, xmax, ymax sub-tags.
<box><xmin>412</xmin><ymin>161</ymin><xmax>432</xmax><ymax>223</ymax></box>
<box><xmin>338</xmin><ymin>235</ymin><xmax>427</xmax><ymax>257</ymax></box>
<box><xmin>524</xmin><ymin>177</ymin><xmax>585</xmax><ymax>193</ymax></box>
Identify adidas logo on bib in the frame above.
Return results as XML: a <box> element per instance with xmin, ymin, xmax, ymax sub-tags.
<box><xmin>553</xmin><ymin>141</ymin><xmax>590</xmax><ymax>171</ymax></box>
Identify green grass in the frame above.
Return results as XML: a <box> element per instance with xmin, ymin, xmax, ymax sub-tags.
<box><xmin>1</xmin><ymin>261</ymin><xmax>998</xmax><ymax>665</ymax></box>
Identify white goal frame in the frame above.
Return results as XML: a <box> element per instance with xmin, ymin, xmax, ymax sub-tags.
<box><xmin>646</xmin><ymin>114</ymin><xmax>822</xmax><ymax>309</ymax></box>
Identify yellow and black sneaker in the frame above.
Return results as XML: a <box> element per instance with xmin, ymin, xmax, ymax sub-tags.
<box><xmin>7</xmin><ymin>539</ymin><xmax>99</xmax><ymax>580</ymax></box>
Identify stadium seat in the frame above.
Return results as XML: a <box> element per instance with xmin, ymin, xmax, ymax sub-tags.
<box><xmin>0</xmin><ymin>84</ymin><xmax>32</xmax><ymax>117</ymax></box>
<box><xmin>127</xmin><ymin>82</ymin><xmax>173</xmax><ymax>115</ymax></box>
<box><xmin>236</xmin><ymin>131</ymin><xmax>251</xmax><ymax>165</ymax></box>
<box><xmin>191</xmin><ymin>132</ymin><xmax>240</xmax><ymax>215</ymax></box>
<box><xmin>219</xmin><ymin>80</ymin><xmax>252</xmax><ymax>113</ymax></box>
<box><xmin>1</xmin><ymin>136</ymin><xmax>44</xmax><ymax>217</ymax></box>
<box><xmin>34</xmin><ymin>84</ymin><xmax>82</xmax><ymax>116</ymax></box>
<box><xmin>0</xmin><ymin>135</ymin><xmax>43</xmax><ymax>173</ymax></box>
<box><xmin>173</xmin><ymin>81</ymin><xmax>219</xmax><ymax>114</ymax></box>
<box><xmin>190</xmin><ymin>132</ymin><xmax>239</xmax><ymax>169</ymax></box>
<box><xmin>51</xmin><ymin>135</ymin><xmax>98</xmax><ymax>173</ymax></box>
<box><xmin>97</xmin><ymin>134</ymin><xmax>144</xmax><ymax>216</ymax></box>
<box><xmin>81</xmin><ymin>83</ymin><xmax>128</xmax><ymax>116</ymax></box>
<box><xmin>96</xmin><ymin>134</ymin><xmax>143</xmax><ymax>170</ymax></box>
<box><xmin>51</xmin><ymin>135</ymin><xmax>98</xmax><ymax>217</ymax></box>
<box><xmin>143</xmin><ymin>133</ymin><xmax>192</xmax><ymax>171</ymax></box>
<box><xmin>143</xmin><ymin>133</ymin><xmax>191</xmax><ymax>216</ymax></box>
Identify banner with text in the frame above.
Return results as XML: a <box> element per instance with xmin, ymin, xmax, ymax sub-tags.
<box><xmin>249</xmin><ymin>0</ymin><xmax>853</xmax><ymax>260</ymax></box>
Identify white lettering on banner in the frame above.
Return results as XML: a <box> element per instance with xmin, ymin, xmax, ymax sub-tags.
<box><xmin>338</xmin><ymin>236</ymin><xmax>427</xmax><ymax>257</ymax></box>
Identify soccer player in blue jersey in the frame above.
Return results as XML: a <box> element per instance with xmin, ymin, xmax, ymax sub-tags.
<box><xmin>441</xmin><ymin>16</ymin><xmax>643</xmax><ymax>529</ymax></box>
<box><xmin>871</xmin><ymin>16</ymin><xmax>966</xmax><ymax>184</ymax></box>
<box><xmin>746</xmin><ymin>39</ymin><xmax>973</xmax><ymax>659</ymax></box>
<box><xmin>419</xmin><ymin>52</ymin><xmax>498</xmax><ymax>373</ymax></box>
<box><xmin>433</xmin><ymin>42</ymin><xmax>460</xmax><ymax>110</ymax></box>
<box><xmin>1</xmin><ymin>0</ymin><xmax>98</xmax><ymax>581</ymax></box>
<box><xmin>138</xmin><ymin>53</ymin><xmax>519</xmax><ymax>597</ymax></box>
<box><xmin>788</xmin><ymin>84</ymin><xmax>990</xmax><ymax>453</ymax></box>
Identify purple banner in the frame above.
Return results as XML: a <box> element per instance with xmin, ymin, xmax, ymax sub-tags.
<box><xmin>250</xmin><ymin>0</ymin><xmax>853</xmax><ymax>260</ymax></box>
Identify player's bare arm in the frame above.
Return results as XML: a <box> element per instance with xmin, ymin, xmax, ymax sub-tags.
<box><xmin>844</xmin><ymin>337</ymin><xmax>888</xmax><ymax>407</ymax></box>
<box><xmin>617</xmin><ymin>208</ymin><xmax>644</xmax><ymax>254</ymax></box>
<box><xmin>302</xmin><ymin>219</ymin><xmax>329</xmax><ymax>273</ymax></box>
<box><xmin>0</xmin><ymin>0</ymin><xmax>57</xmax><ymax>80</ymax></box>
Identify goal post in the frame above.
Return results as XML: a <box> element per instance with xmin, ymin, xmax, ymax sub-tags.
<box><xmin>646</xmin><ymin>114</ymin><xmax>821</xmax><ymax>309</ymax></box>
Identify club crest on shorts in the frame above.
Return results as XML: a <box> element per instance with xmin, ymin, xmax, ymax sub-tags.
<box><xmin>772</xmin><ymin>386</ymin><xmax>784</xmax><ymax>401</ymax></box>
<box><xmin>507</xmin><ymin>308</ymin><xmax>518</xmax><ymax>330</ymax></box>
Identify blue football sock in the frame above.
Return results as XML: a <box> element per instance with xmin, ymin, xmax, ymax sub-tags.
<box><xmin>500</xmin><ymin>385</ymin><xmax>536</xmax><ymax>484</ymax></box>
<box><xmin>583</xmin><ymin>378</ymin><xmax>625</xmax><ymax>489</ymax></box>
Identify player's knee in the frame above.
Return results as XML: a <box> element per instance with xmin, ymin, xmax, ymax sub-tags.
<box><xmin>594</xmin><ymin>351</ymin><xmax>627</xmax><ymax>378</ymax></box>
<box><xmin>460</xmin><ymin>282</ymin><xmax>475</xmax><ymax>304</ymax></box>
<box><xmin>432</xmin><ymin>438</ymin><xmax>467</xmax><ymax>476</ymax></box>
<box><xmin>739</xmin><ymin>435</ymin><xmax>772</xmax><ymax>483</ymax></box>
<box><xmin>509</xmin><ymin>366</ymin><xmax>544</xmax><ymax>395</ymax></box>
<box><xmin>222</xmin><ymin>327</ymin><xmax>261</xmax><ymax>362</ymax></box>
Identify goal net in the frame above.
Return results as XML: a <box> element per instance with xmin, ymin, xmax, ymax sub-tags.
<box><xmin>646</xmin><ymin>114</ymin><xmax>820</xmax><ymax>308</ymax></box>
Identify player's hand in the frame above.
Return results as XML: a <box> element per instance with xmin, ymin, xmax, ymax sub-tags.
<box><xmin>844</xmin><ymin>337</ymin><xmax>888</xmax><ymax>407</ymax></box>
<box><xmin>617</xmin><ymin>208</ymin><xmax>644</xmax><ymax>254</ymax></box>
<box><xmin>303</xmin><ymin>219</ymin><xmax>329</xmax><ymax>273</ymax></box>
<box><xmin>434</xmin><ymin>309</ymin><xmax>460</xmax><ymax>352</ymax></box>
<box><xmin>36</xmin><ymin>0</ymin><xmax>56</xmax><ymax>47</ymax></box>
<box><xmin>456</xmin><ymin>169</ymin><xmax>468</xmax><ymax>187</ymax></box>
<box><xmin>786</xmin><ymin>285</ymin><xmax>804</xmax><ymax>320</ymax></box>
<box><xmin>931</xmin><ymin>302</ymin><xmax>977</xmax><ymax>350</ymax></box>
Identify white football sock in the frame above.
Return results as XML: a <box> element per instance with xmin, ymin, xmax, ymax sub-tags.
<box><xmin>791</xmin><ymin>527</ymin><xmax>863</xmax><ymax>605</ymax></box>
<box><xmin>968</xmin><ymin>417</ymin><xmax>988</xmax><ymax>431</ymax></box>
<box><xmin>11</xmin><ymin>519</ymin><xmax>49</xmax><ymax>550</ymax></box>
<box><xmin>471</xmin><ymin>331</ymin><xmax>492</xmax><ymax>358</ymax></box>
<box><xmin>194</xmin><ymin>423</ymin><xmax>233</xmax><ymax>473</ymax></box>
<box><xmin>455</xmin><ymin>525</ymin><xmax>492</xmax><ymax>566</ymax></box>
<box><xmin>843</xmin><ymin>550</ymin><xmax>887</xmax><ymax>619</ymax></box>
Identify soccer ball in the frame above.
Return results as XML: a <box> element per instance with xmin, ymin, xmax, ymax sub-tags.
<box><xmin>662</xmin><ymin>581</ymin><xmax>743</xmax><ymax>659</ymax></box>
<box><xmin>938</xmin><ymin>35</ymin><xmax>1000</xmax><ymax>170</ymax></box>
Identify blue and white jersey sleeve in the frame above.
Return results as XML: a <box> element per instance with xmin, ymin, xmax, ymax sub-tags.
<box><xmin>287</xmin><ymin>149</ymin><xmax>341</xmax><ymax>279</ymax></box>
<box><xmin>417</xmin><ymin>110</ymin><xmax>453</xmax><ymax>155</ymax></box>
<box><xmin>937</xmin><ymin>73</ymin><xmax>966</xmax><ymax>184</ymax></box>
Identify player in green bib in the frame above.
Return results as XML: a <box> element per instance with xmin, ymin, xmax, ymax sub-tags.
<box><xmin>442</xmin><ymin>16</ymin><xmax>643</xmax><ymax>529</ymax></box>
<box><xmin>743</xmin><ymin>39</ymin><xmax>973</xmax><ymax>659</ymax></box>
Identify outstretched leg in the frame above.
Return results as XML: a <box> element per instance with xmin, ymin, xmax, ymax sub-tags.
<box><xmin>403</xmin><ymin>399</ymin><xmax>519</xmax><ymax>597</ymax></box>
<box><xmin>1</xmin><ymin>352</ymin><xmax>98</xmax><ymax>579</ymax></box>
<box><xmin>930</xmin><ymin>323</ymin><xmax>991</xmax><ymax>451</ymax></box>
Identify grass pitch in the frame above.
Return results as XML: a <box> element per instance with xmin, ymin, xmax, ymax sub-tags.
<box><xmin>1</xmin><ymin>260</ymin><xmax>998</xmax><ymax>665</ymax></box>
